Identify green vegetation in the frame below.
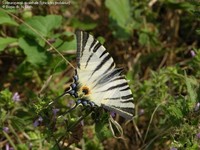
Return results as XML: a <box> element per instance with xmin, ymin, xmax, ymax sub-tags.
<box><xmin>0</xmin><ymin>0</ymin><xmax>200</xmax><ymax>149</ymax></box>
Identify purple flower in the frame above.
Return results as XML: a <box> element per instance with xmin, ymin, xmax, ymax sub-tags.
<box><xmin>139</xmin><ymin>109</ymin><xmax>145</xmax><ymax>115</ymax></box>
<box><xmin>33</xmin><ymin>120</ymin><xmax>39</xmax><ymax>127</ymax></box>
<box><xmin>80</xmin><ymin>120</ymin><xmax>84</xmax><ymax>126</ymax></box>
<box><xmin>170</xmin><ymin>147</ymin><xmax>177</xmax><ymax>150</ymax></box>
<box><xmin>190</xmin><ymin>50</ymin><xmax>196</xmax><ymax>57</ymax></box>
<box><xmin>3</xmin><ymin>127</ymin><xmax>9</xmax><ymax>133</ymax></box>
<box><xmin>52</xmin><ymin>108</ymin><xmax>60</xmax><ymax>121</ymax></box>
<box><xmin>38</xmin><ymin>116</ymin><xmax>43</xmax><ymax>122</ymax></box>
<box><xmin>6</xmin><ymin>143</ymin><xmax>13</xmax><ymax>150</ymax></box>
<box><xmin>12</xmin><ymin>92</ymin><xmax>20</xmax><ymax>102</ymax></box>
<box><xmin>67</xmin><ymin>100</ymin><xmax>75</xmax><ymax>108</ymax></box>
<box><xmin>33</xmin><ymin>116</ymin><xmax>43</xmax><ymax>127</ymax></box>
<box><xmin>196</xmin><ymin>133</ymin><xmax>200</xmax><ymax>139</ymax></box>
<box><xmin>6</xmin><ymin>143</ymin><xmax>9</xmax><ymax>150</ymax></box>
<box><xmin>110</xmin><ymin>111</ymin><xmax>116</xmax><ymax>118</ymax></box>
<box><xmin>52</xmin><ymin>108</ymin><xmax>59</xmax><ymax>116</ymax></box>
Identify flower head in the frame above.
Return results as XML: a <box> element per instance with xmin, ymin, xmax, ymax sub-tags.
<box><xmin>190</xmin><ymin>50</ymin><xmax>196</xmax><ymax>57</ymax></box>
<box><xmin>139</xmin><ymin>109</ymin><xmax>145</xmax><ymax>115</ymax></box>
<box><xmin>12</xmin><ymin>92</ymin><xmax>20</xmax><ymax>102</ymax></box>
<box><xmin>6</xmin><ymin>143</ymin><xmax>14</xmax><ymax>150</ymax></box>
<box><xmin>80</xmin><ymin>120</ymin><xmax>84</xmax><ymax>126</ymax></box>
<box><xmin>67</xmin><ymin>100</ymin><xmax>75</xmax><ymax>108</ymax></box>
<box><xmin>52</xmin><ymin>108</ymin><xmax>60</xmax><ymax>121</ymax></box>
<box><xmin>195</xmin><ymin>102</ymin><xmax>200</xmax><ymax>111</ymax></box>
<box><xmin>38</xmin><ymin>116</ymin><xmax>43</xmax><ymax>122</ymax></box>
<box><xmin>110</xmin><ymin>111</ymin><xmax>116</xmax><ymax>118</ymax></box>
<box><xmin>33</xmin><ymin>116</ymin><xmax>43</xmax><ymax>127</ymax></box>
<box><xmin>52</xmin><ymin>108</ymin><xmax>59</xmax><ymax>116</ymax></box>
<box><xmin>3</xmin><ymin>127</ymin><xmax>9</xmax><ymax>133</ymax></box>
<box><xmin>33</xmin><ymin>120</ymin><xmax>39</xmax><ymax>127</ymax></box>
<box><xmin>196</xmin><ymin>133</ymin><xmax>200</xmax><ymax>139</ymax></box>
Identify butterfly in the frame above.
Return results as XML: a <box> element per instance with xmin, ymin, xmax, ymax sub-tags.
<box><xmin>64</xmin><ymin>30</ymin><xmax>134</xmax><ymax>119</ymax></box>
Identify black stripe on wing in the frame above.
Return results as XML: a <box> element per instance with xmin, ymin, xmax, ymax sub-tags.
<box><xmin>100</xmin><ymin>50</ymin><xmax>107</xmax><ymax>58</ymax></box>
<box><xmin>104</xmin><ymin>92</ymin><xmax>133</xmax><ymax>100</ymax></box>
<box><xmin>120</xmin><ymin>87</ymin><xmax>130</xmax><ymax>91</ymax></box>
<box><xmin>105</xmin><ymin>82</ymin><xmax>127</xmax><ymax>91</ymax></box>
<box><xmin>89</xmin><ymin>39</ymin><xmax>97</xmax><ymax>52</ymax></box>
<box><xmin>96</xmin><ymin>68</ymin><xmax>123</xmax><ymax>85</ymax></box>
<box><xmin>93</xmin><ymin>42</ymin><xmax>102</xmax><ymax>52</ymax></box>
<box><xmin>85</xmin><ymin>53</ymin><xmax>94</xmax><ymax>68</ymax></box>
<box><xmin>91</xmin><ymin>54</ymin><xmax>112</xmax><ymax>76</ymax></box>
<box><xmin>102</xmin><ymin>104</ymin><xmax>133</xmax><ymax>119</ymax></box>
<box><xmin>121</xmin><ymin>100</ymin><xmax>134</xmax><ymax>103</ymax></box>
<box><xmin>102</xmin><ymin>61</ymin><xmax>115</xmax><ymax>76</ymax></box>
<box><xmin>81</xmin><ymin>32</ymin><xmax>89</xmax><ymax>57</ymax></box>
<box><xmin>121</xmin><ymin>94</ymin><xmax>133</xmax><ymax>100</ymax></box>
<box><xmin>76</xmin><ymin>31</ymin><xmax>81</xmax><ymax>68</ymax></box>
<box><xmin>76</xmin><ymin>30</ymin><xmax>115</xmax><ymax>73</ymax></box>
<box><xmin>86</xmin><ymin>40</ymin><xmax>102</xmax><ymax>68</ymax></box>
<box><xmin>76</xmin><ymin>30</ymin><xmax>89</xmax><ymax>68</ymax></box>
<box><xmin>97</xmin><ymin>75</ymin><xmax>131</xmax><ymax>94</ymax></box>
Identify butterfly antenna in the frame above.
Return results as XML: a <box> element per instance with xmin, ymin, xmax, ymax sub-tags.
<box><xmin>47</xmin><ymin>92</ymin><xmax>66</xmax><ymax>107</ymax></box>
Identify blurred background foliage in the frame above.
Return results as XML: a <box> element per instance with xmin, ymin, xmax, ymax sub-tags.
<box><xmin>0</xmin><ymin>0</ymin><xmax>200</xmax><ymax>149</ymax></box>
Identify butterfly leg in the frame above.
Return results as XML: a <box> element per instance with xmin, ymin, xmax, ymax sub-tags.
<box><xmin>59</xmin><ymin>99</ymin><xmax>94</xmax><ymax>120</ymax></box>
<box><xmin>77</xmin><ymin>99</ymin><xmax>96</xmax><ymax>108</ymax></box>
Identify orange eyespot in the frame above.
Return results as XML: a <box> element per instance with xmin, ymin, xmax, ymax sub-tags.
<box><xmin>81</xmin><ymin>86</ymin><xmax>90</xmax><ymax>95</ymax></box>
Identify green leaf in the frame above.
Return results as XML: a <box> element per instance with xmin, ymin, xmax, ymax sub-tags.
<box><xmin>10</xmin><ymin>116</ymin><xmax>26</xmax><ymax>130</ymax></box>
<box><xmin>71</xmin><ymin>18</ymin><xmax>97</xmax><ymax>30</ymax></box>
<box><xmin>19</xmin><ymin>15</ymin><xmax>62</xmax><ymax>39</ymax></box>
<box><xmin>139</xmin><ymin>32</ymin><xmax>149</xmax><ymax>46</ymax></box>
<box><xmin>0</xmin><ymin>11</ymin><xmax>18</xmax><ymax>26</ymax></box>
<box><xmin>97</xmin><ymin>36</ymin><xmax>105</xmax><ymax>45</ymax></box>
<box><xmin>0</xmin><ymin>89</ymin><xmax>13</xmax><ymax>107</ymax></box>
<box><xmin>196</xmin><ymin>29</ymin><xmax>200</xmax><ymax>35</ymax></box>
<box><xmin>185</xmin><ymin>75</ymin><xmax>197</xmax><ymax>108</ymax></box>
<box><xmin>0</xmin><ymin>37</ymin><xmax>17</xmax><ymax>52</ymax></box>
<box><xmin>28</xmin><ymin>131</ymin><xmax>42</xmax><ymax>140</ymax></box>
<box><xmin>54</xmin><ymin>38</ymin><xmax>76</xmax><ymax>51</ymax></box>
<box><xmin>95</xmin><ymin>113</ymin><xmax>112</xmax><ymax>141</ymax></box>
<box><xmin>0</xmin><ymin>109</ymin><xmax>7</xmax><ymax>123</ymax></box>
<box><xmin>164</xmin><ymin>1</ymin><xmax>195</xmax><ymax>12</ymax></box>
<box><xmin>18</xmin><ymin>37</ymin><xmax>49</xmax><ymax>66</ymax></box>
<box><xmin>16</xmin><ymin>144</ymin><xmax>29</xmax><ymax>150</ymax></box>
<box><xmin>168</xmin><ymin>105</ymin><xmax>183</xmax><ymax>120</ymax></box>
<box><xmin>105</xmin><ymin>0</ymin><xmax>133</xmax><ymax>39</ymax></box>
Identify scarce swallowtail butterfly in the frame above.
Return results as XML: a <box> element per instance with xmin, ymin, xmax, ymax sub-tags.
<box><xmin>65</xmin><ymin>30</ymin><xmax>134</xmax><ymax>119</ymax></box>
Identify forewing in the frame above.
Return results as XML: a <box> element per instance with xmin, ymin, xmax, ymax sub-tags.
<box><xmin>75</xmin><ymin>30</ymin><xmax>115</xmax><ymax>84</ymax></box>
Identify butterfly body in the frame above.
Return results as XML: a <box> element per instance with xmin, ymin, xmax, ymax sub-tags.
<box><xmin>67</xmin><ymin>31</ymin><xmax>134</xmax><ymax>119</ymax></box>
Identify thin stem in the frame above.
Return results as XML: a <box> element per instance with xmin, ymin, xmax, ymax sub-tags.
<box><xmin>8</xmin><ymin>123</ymin><xmax>22</xmax><ymax>144</ymax></box>
<box><xmin>48</xmin><ymin>92</ymin><xmax>67</xmax><ymax>107</ymax></box>
<box><xmin>142</xmin><ymin>127</ymin><xmax>171</xmax><ymax>150</ymax></box>
<box><xmin>3</xmin><ymin>131</ymin><xmax>17</xmax><ymax>150</ymax></box>
<box><xmin>144</xmin><ymin>103</ymin><xmax>162</xmax><ymax>142</ymax></box>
